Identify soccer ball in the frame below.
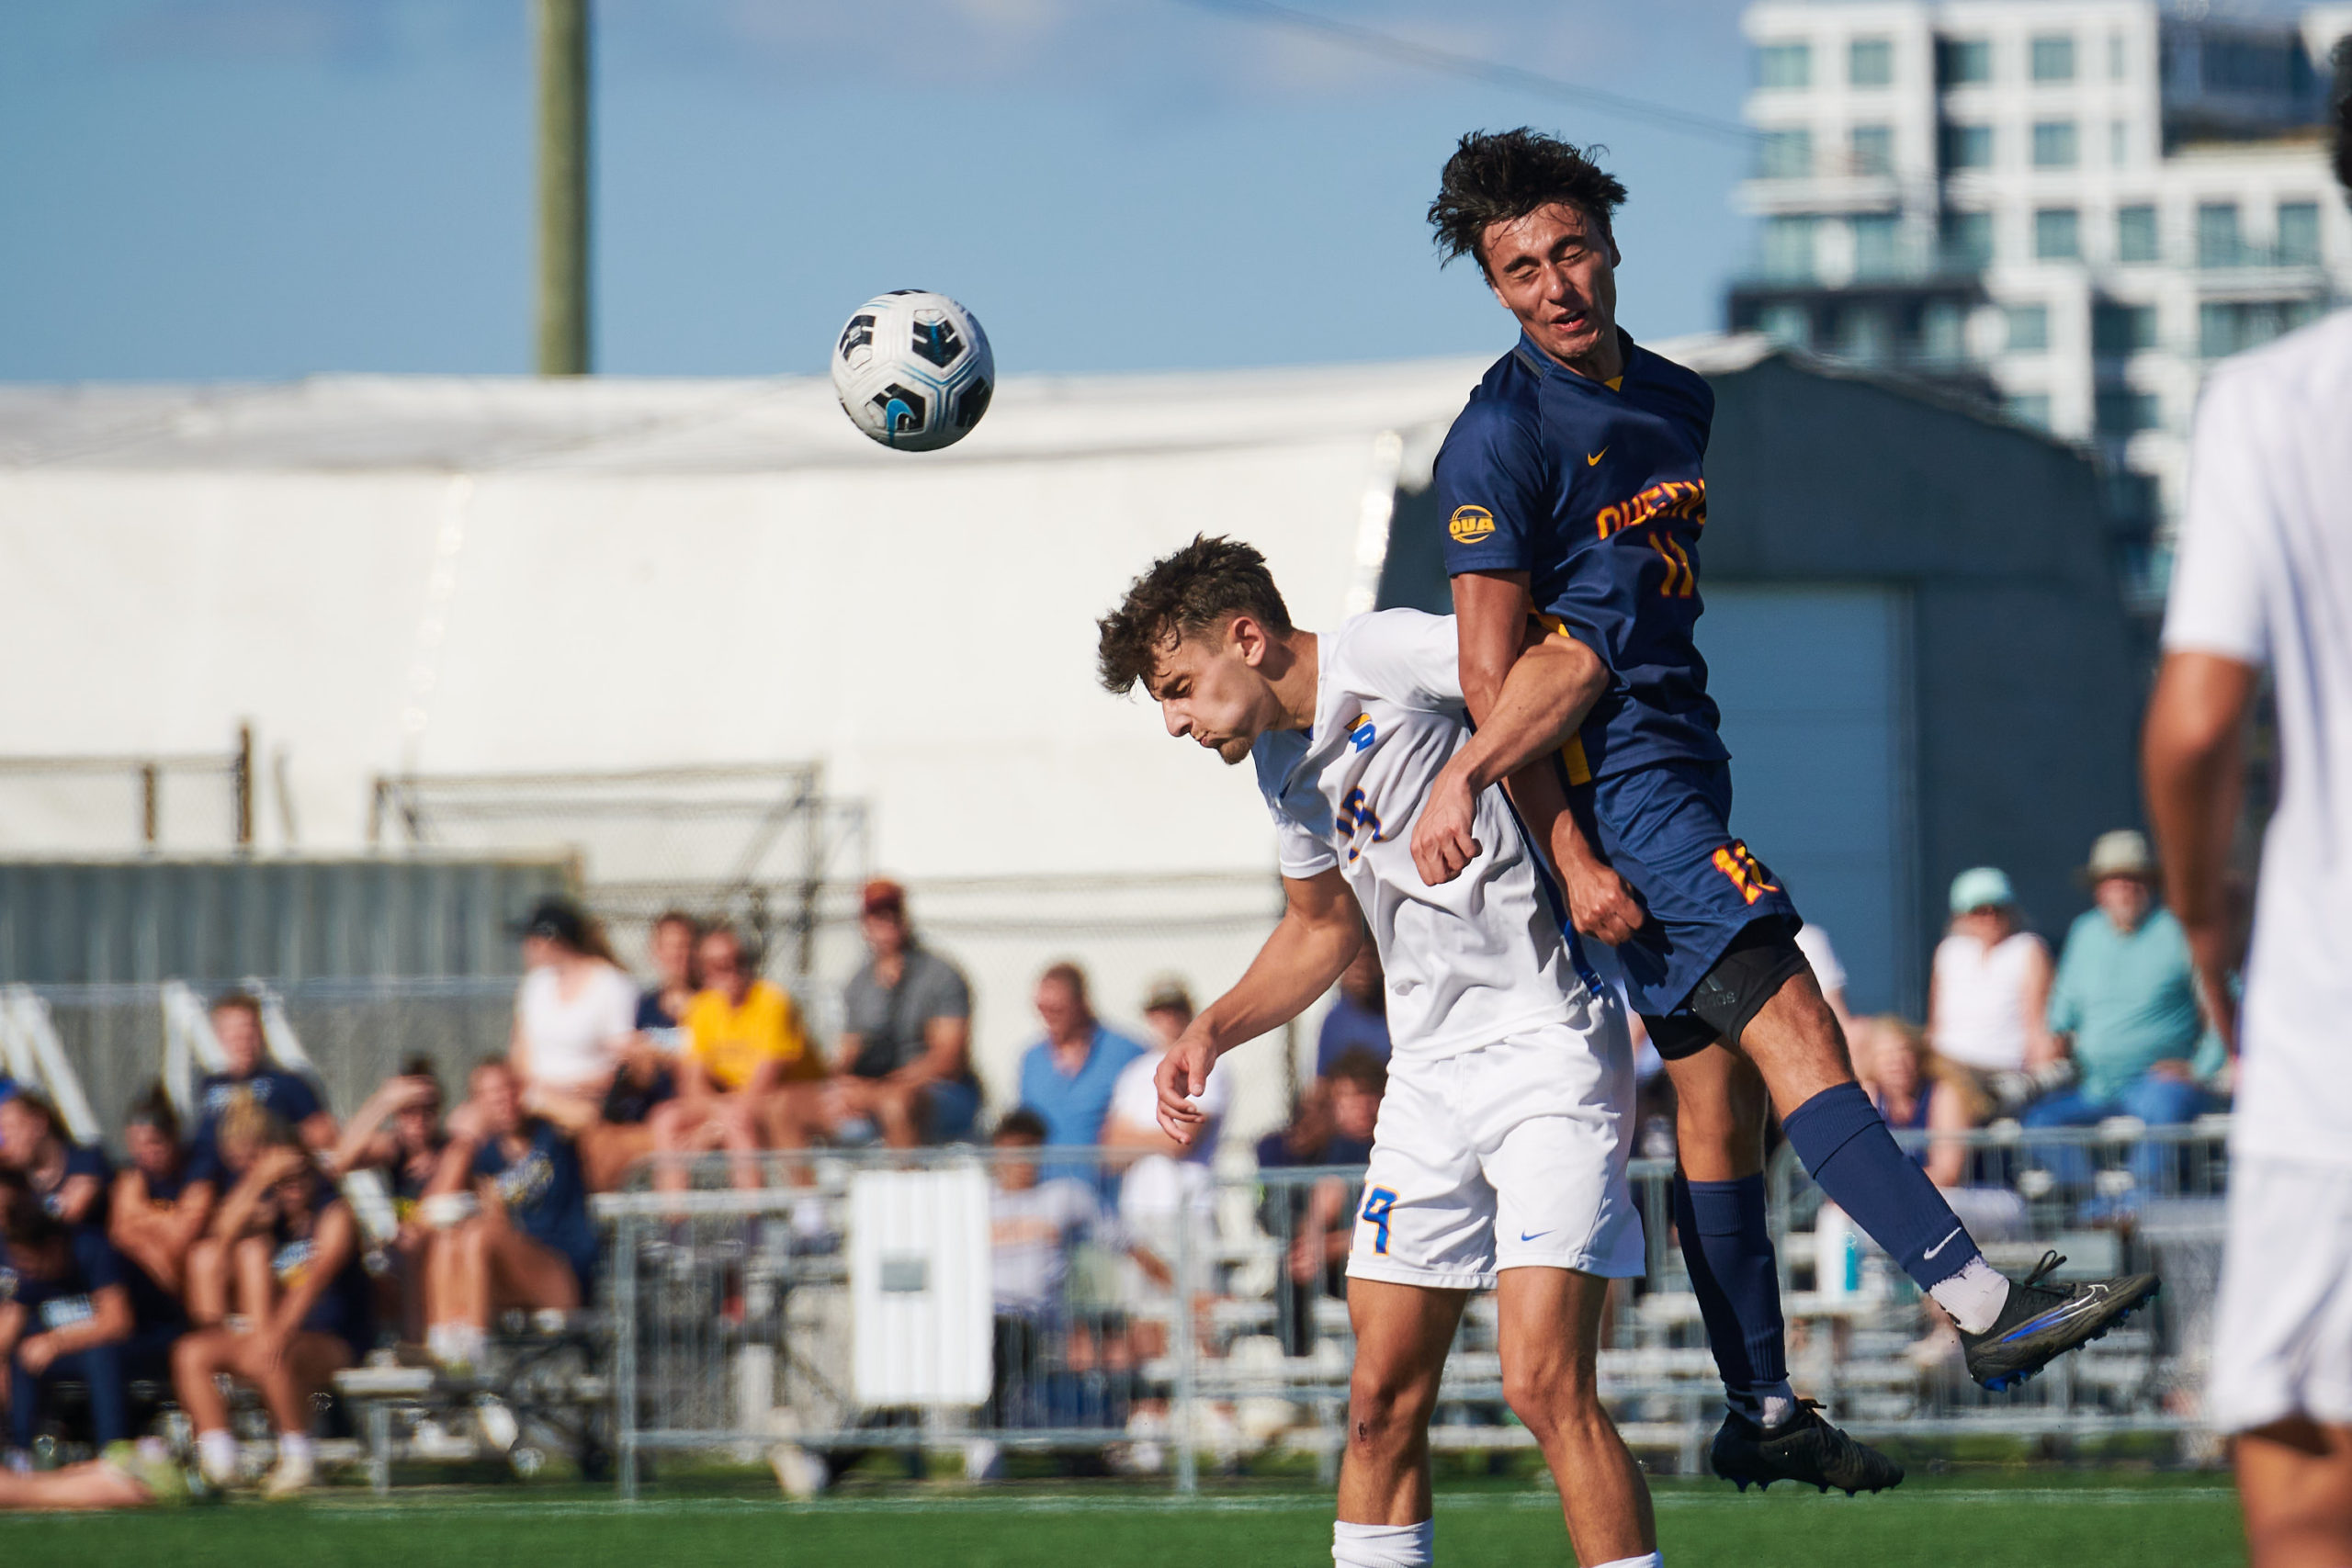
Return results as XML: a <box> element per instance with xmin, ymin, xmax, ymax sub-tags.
<box><xmin>830</xmin><ymin>290</ymin><xmax>994</xmax><ymax>452</ymax></box>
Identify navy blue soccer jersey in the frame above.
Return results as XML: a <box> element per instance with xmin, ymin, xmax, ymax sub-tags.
<box><xmin>1434</xmin><ymin>330</ymin><xmax>1726</xmax><ymax>783</ymax></box>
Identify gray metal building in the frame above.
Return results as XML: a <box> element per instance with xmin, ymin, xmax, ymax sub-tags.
<box><xmin>1379</xmin><ymin>344</ymin><xmax>2143</xmax><ymax>1014</ymax></box>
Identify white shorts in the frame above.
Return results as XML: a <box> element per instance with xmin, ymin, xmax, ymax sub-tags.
<box><xmin>1346</xmin><ymin>1013</ymin><xmax>1645</xmax><ymax>1292</ymax></box>
<box><xmin>2210</xmin><ymin>1154</ymin><xmax>2352</xmax><ymax>1433</ymax></box>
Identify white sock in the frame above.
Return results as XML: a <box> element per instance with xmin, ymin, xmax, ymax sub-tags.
<box><xmin>1754</xmin><ymin>1381</ymin><xmax>1798</xmax><ymax>1428</ymax></box>
<box><xmin>197</xmin><ymin>1428</ymin><xmax>239</xmax><ymax>1485</ymax></box>
<box><xmin>1333</xmin><ymin>1519</ymin><xmax>1434</xmax><ymax>1568</ymax></box>
<box><xmin>277</xmin><ymin>1431</ymin><xmax>315</xmax><ymax>1468</ymax></box>
<box><xmin>1590</xmin><ymin>1555</ymin><xmax>1663</xmax><ymax>1568</ymax></box>
<box><xmin>1928</xmin><ymin>1257</ymin><xmax>2012</xmax><ymax>1336</ymax></box>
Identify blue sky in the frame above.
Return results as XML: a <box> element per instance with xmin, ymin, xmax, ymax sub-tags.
<box><xmin>0</xmin><ymin>0</ymin><xmax>1756</xmax><ymax>380</ymax></box>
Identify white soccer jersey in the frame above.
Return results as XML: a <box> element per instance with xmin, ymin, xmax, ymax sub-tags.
<box><xmin>1252</xmin><ymin>608</ymin><xmax>1592</xmax><ymax>1061</ymax></box>
<box><xmin>2165</xmin><ymin>306</ymin><xmax>2352</xmax><ymax>1168</ymax></box>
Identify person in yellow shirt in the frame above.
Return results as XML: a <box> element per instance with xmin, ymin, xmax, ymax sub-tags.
<box><xmin>648</xmin><ymin>925</ymin><xmax>824</xmax><ymax>1195</ymax></box>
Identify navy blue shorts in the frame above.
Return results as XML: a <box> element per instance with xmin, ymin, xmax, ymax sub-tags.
<box><xmin>1585</xmin><ymin>759</ymin><xmax>1801</xmax><ymax>1021</ymax></box>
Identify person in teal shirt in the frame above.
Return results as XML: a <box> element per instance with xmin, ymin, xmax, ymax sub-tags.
<box><xmin>2023</xmin><ymin>831</ymin><xmax>2222</xmax><ymax>1135</ymax></box>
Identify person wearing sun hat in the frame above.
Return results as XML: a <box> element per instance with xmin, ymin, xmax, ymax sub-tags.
<box><xmin>2021</xmin><ymin>829</ymin><xmax>2223</xmax><ymax>1137</ymax></box>
<box><xmin>1927</xmin><ymin>865</ymin><xmax>2058</xmax><ymax>1119</ymax></box>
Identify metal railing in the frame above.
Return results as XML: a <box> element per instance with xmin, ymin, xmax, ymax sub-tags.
<box><xmin>593</xmin><ymin>1120</ymin><xmax>2231</xmax><ymax>1495</ymax></box>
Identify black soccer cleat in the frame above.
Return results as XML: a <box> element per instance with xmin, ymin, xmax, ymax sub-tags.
<box><xmin>1960</xmin><ymin>1251</ymin><xmax>2162</xmax><ymax>1392</ymax></box>
<box><xmin>1709</xmin><ymin>1401</ymin><xmax>1904</xmax><ymax>1495</ymax></box>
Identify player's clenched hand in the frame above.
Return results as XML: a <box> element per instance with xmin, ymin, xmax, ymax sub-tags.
<box><xmin>1562</xmin><ymin>857</ymin><xmax>1645</xmax><ymax>946</ymax></box>
<box><xmin>1410</xmin><ymin>763</ymin><xmax>1483</xmax><ymax>886</ymax></box>
<box><xmin>1155</xmin><ymin>1028</ymin><xmax>1218</xmax><ymax>1146</ymax></box>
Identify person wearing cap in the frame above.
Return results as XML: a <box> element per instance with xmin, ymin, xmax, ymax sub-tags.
<box><xmin>820</xmin><ymin>880</ymin><xmax>981</xmax><ymax>1148</ymax></box>
<box><xmin>503</xmin><ymin>896</ymin><xmax>646</xmax><ymax>1190</ymax></box>
<box><xmin>1925</xmin><ymin>866</ymin><xmax>2057</xmax><ymax>1116</ymax></box>
<box><xmin>2021</xmin><ymin>830</ymin><xmax>2222</xmax><ymax>1137</ymax></box>
<box><xmin>1102</xmin><ymin>979</ymin><xmax>1229</xmax><ymax>1296</ymax></box>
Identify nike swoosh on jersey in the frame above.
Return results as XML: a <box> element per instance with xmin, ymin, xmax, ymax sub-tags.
<box><xmin>1518</xmin><ymin>1229</ymin><xmax>1553</xmax><ymax>1242</ymax></box>
<box><xmin>1586</xmin><ymin>448</ymin><xmax>1607</xmax><ymax>466</ymax></box>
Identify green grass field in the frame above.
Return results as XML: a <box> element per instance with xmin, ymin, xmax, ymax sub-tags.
<box><xmin>0</xmin><ymin>1473</ymin><xmax>2245</xmax><ymax>1568</ymax></box>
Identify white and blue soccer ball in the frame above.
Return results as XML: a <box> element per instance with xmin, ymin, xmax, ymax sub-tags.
<box><xmin>830</xmin><ymin>290</ymin><xmax>994</xmax><ymax>452</ymax></box>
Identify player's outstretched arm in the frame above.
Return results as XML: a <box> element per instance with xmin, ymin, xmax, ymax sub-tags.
<box><xmin>1431</xmin><ymin>571</ymin><xmax>1645</xmax><ymax>944</ymax></box>
<box><xmin>1156</xmin><ymin>870</ymin><xmax>1363</xmax><ymax>1145</ymax></box>
<box><xmin>2143</xmin><ymin>649</ymin><xmax>2257</xmax><ymax>1060</ymax></box>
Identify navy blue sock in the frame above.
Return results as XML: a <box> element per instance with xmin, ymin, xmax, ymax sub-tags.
<box><xmin>1781</xmin><ymin>1081</ymin><xmax>1983</xmax><ymax>1291</ymax></box>
<box><xmin>1671</xmin><ymin>1170</ymin><xmax>1788</xmax><ymax>1408</ymax></box>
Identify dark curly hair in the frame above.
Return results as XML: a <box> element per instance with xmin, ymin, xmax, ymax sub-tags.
<box><xmin>1428</xmin><ymin>128</ymin><xmax>1628</xmax><ymax>278</ymax></box>
<box><xmin>2335</xmin><ymin>37</ymin><xmax>2351</xmax><ymax>198</ymax></box>
<box><xmin>1096</xmin><ymin>535</ymin><xmax>1294</xmax><ymax>696</ymax></box>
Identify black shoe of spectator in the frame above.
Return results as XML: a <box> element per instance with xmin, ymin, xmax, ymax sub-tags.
<box><xmin>1960</xmin><ymin>1251</ymin><xmax>2161</xmax><ymax>1392</ymax></box>
<box><xmin>1709</xmin><ymin>1402</ymin><xmax>1903</xmax><ymax>1495</ymax></box>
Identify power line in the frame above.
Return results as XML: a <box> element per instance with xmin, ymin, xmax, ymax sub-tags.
<box><xmin>1170</xmin><ymin>0</ymin><xmax>1758</xmax><ymax>144</ymax></box>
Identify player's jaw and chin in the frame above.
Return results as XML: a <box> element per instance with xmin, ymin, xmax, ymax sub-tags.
<box><xmin>1147</xmin><ymin>625</ymin><xmax>1297</xmax><ymax>767</ymax></box>
<box><xmin>1479</xmin><ymin>201</ymin><xmax>1622</xmax><ymax>378</ymax></box>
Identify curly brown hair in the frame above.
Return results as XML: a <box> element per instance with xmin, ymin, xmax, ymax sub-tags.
<box><xmin>1428</xmin><ymin>128</ymin><xmax>1628</xmax><ymax>278</ymax></box>
<box><xmin>1096</xmin><ymin>535</ymin><xmax>1294</xmax><ymax>695</ymax></box>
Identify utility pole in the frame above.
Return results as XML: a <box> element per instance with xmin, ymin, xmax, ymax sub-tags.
<box><xmin>536</xmin><ymin>0</ymin><xmax>591</xmax><ymax>375</ymax></box>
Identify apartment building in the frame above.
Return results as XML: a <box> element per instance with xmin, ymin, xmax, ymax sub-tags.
<box><xmin>1728</xmin><ymin>0</ymin><xmax>2352</xmax><ymax>574</ymax></box>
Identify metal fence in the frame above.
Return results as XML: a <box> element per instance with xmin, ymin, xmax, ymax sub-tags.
<box><xmin>595</xmin><ymin>1120</ymin><xmax>2231</xmax><ymax>1495</ymax></box>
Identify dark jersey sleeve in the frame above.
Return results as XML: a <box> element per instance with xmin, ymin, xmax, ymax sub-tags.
<box><xmin>71</xmin><ymin>1227</ymin><xmax>128</xmax><ymax>1294</ymax></box>
<box><xmin>267</xmin><ymin>1071</ymin><xmax>324</xmax><ymax>1125</ymax></box>
<box><xmin>1432</xmin><ymin>398</ymin><xmax>1550</xmax><ymax>578</ymax></box>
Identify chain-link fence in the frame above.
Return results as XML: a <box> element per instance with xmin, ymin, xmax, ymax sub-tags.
<box><xmin>598</xmin><ymin>1122</ymin><xmax>2230</xmax><ymax>1496</ymax></box>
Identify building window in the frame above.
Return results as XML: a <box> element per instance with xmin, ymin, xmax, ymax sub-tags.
<box><xmin>1849</xmin><ymin>37</ymin><xmax>1894</xmax><ymax>86</ymax></box>
<box><xmin>2095</xmin><ymin>388</ymin><xmax>2160</xmax><ymax>436</ymax></box>
<box><xmin>1938</xmin><ymin>37</ymin><xmax>1993</xmax><ymax>85</ymax></box>
<box><xmin>1850</xmin><ymin>124</ymin><xmax>1894</xmax><ymax>175</ymax></box>
<box><xmin>1758</xmin><ymin>303</ymin><xmax>1811</xmax><ymax>348</ymax></box>
<box><xmin>1761</xmin><ymin>215</ymin><xmax>1819</xmax><ymax>280</ymax></box>
<box><xmin>1835</xmin><ymin>306</ymin><xmax>1894</xmax><ymax>364</ymax></box>
<box><xmin>2198</xmin><ymin>202</ymin><xmax>2244</xmax><ymax>268</ymax></box>
<box><xmin>2007</xmin><ymin>304</ymin><xmax>2050</xmax><ymax>352</ymax></box>
<box><xmin>2117</xmin><ymin>206</ymin><xmax>2160</xmax><ymax>264</ymax></box>
<box><xmin>2109</xmin><ymin>119</ymin><xmax>2129</xmax><ymax>165</ymax></box>
<box><xmin>2035</xmin><ymin>207</ymin><xmax>2082</xmax><ymax>260</ymax></box>
<box><xmin>2007</xmin><ymin>392</ymin><xmax>2053</xmax><ymax>429</ymax></box>
<box><xmin>2278</xmin><ymin>202</ymin><xmax>2323</xmax><ymax>265</ymax></box>
<box><xmin>2032</xmin><ymin>120</ymin><xmax>2078</xmax><ymax>168</ymax></box>
<box><xmin>2092</xmin><ymin>302</ymin><xmax>2158</xmax><ymax>355</ymax></box>
<box><xmin>1852</xmin><ymin>213</ymin><xmax>1902</xmax><ymax>277</ymax></box>
<box><xmin>1940</xmin><ymin>209</ymin><xmax>1995</xmax><ymax>269</ymax></box>
<box><xmin>1918</xmin><ymin>300</ymin><xmax>1966</xmax><ymax>362</ymax></box>
<box><xmin>1758</xmin><ymin>129</ymin><xmax>1813</xmax><ymax>179</ymax></box>
<box><xmin>1941</xmin><ymin>123</ymin><xmax>1995</xmax><ymax>169</ymax></box>
<box><xmin>2109</xmin><ymin>32</ymin><xmax>2127</xmax><ymax>79</ymax></box>
<box><xmin>1758</xmin><ymin>41</ymin><xmax>1812</xmax><ymax>89</ymax></box>
<box><xmin>2030</xmin><ymin>34</ymin><xmax>2075</xmax><ymax>82</ymax></box>
<box><xmin>2201</xmin><ymin>298</ymin><xmax>2328</xmax><ymax>358</ymax></box>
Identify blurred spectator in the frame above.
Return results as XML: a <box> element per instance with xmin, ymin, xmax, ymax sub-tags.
<box><xmin>328</xmin><ymin>1057</ymin><xmax>447</xmax><ymax>1340</ymax></box>
<box><xmin>1315</xmin><ymin>947</ymin><xmax>1390</xmax><ymax>1077</ymax></box>
<box><xmin>423</xmin><ymin>1059</ymin><xmax>594</xmax><ymax>1373</ymax></box>
<box><xmin>0</xmin><ymin>1170</ymin><xmax>138</xmax><ymax>1465</ymax></box>
<box><xmin>189</xmin><ymin>992</ymin><xmax>337</xmax><ymax>1168</ymax></box>
<box><xmin>1928</xmin><ymin>867</ymin><xmax>2058</xmax><ymax>1113</ymax></box>
<box><xmin>635</xmin><ymin>909</ymin><xmax>701</xmax><ymax>1032</ymax></box>
<box><xmin>592</xmin><ymin>909</ymin><xmax>697</xmax><ymax>1148</ymax></box>
<box><xmin>1793</xmin><ymin>922</ymin><xmax>1855</xmax><ymax>1043</ymax></box>
<box><xmin>2024</xmin><ymin>830</ymin><xmax>2222</xmax><ymax>1134</ymax></box>
<box><xmin>821</xmin><ymin>879</ymin><xmax>981</xmax><ymax>1148</ymax></box>
<box><xmin>1102</xmin><ymin>978</ymin><xmax>1227</xmax><ymax>1296</ymax></box>
<box><xmin>650</xmin><ymin>925</ymin><xmax>824</xmax><ymax>1194</ymax></box>
<box><xmin>0</xmin><ymin>1090</ymin><xmax>111</xmax><ymax>1227</ymax></box>
<box><xmin>1256</xmin><ymin>1048</ymin><xmax>1383</xmax><ymax>1356</ymax></box>
<box><xmin>970</xmin><ymin>1109</ymin><xmax>1167</xmax><ymax>1481</ymax></box>
<box><xmin>1855</xmin><ymin>1016</ymin><xmax>1982</xmax><ymax>1190</ymax></box>
<box><xmin>172</xmin><ymin>1104</ymin><xmax>371</xmax><ymax>1498</ymax></box>
<box><xmin>506</xmin><ymin>897</ymin><xmax>639</xmax><ymax>1155</ymax></box>
<box><xmin>108</xmin><ymin>1086</ymin><xmax>198</xmax><ymax>1303</ymax></box>
<box><xmin>1016</xmin><ymin>963</ymin><xmax>1147</xmax><ymax>1150</ymax></box>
